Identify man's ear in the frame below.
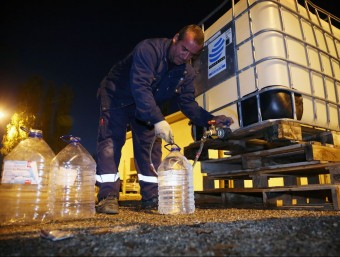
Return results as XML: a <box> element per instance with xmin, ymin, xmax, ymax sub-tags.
<box><xmin>172</xmin><ymin>33</ymin><xmax>179</xmax><ymax>44</ymax></box>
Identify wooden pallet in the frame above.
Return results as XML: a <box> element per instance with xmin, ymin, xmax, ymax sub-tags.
<box><xmin>195</xmin><ymin>184</ymin><xmax>340</xmax><ymax>210</ymax></box>
<box><xmin>263</xmin><ymin>184</ymin><xmax>340</xmax><ymax>210</ymax></box>
<box><xmin>200</xmin><ymin>143</ymin><xmax>340</xmax><ymax>177</ymax></box>
<box><xmin>197</xmin><ymin>145</ymin><xmax>340</xmax><ymax>210</ymax></box>
<box><xmin>187</xmin><ymin>120</ymin><xmax>340</xmax><ymax>210</ymax></box>
<box><xmin>184</xmin><ymin>119</ymin><xmax>340</xmax><ymax>160</ymax></box>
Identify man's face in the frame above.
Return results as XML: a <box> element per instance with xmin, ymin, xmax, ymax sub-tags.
<box><xmin>169</xmin><ymin>32</ymin><xmax>203</xmax><ymax>65</ymax></box>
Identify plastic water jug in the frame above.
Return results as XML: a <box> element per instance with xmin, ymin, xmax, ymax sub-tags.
<box><xmin>0</xmin><ymin>126</ymin><xmax>55</xmax><ymax>223</ymax></box>
<box><xmin>48</xmin><ymin>135</ymin><xmax>96</xmax><ymax>220</ymax></box>
<box><xmin>157</xmin><ymin>144</ymin><xmax>195</xmax><ymax>214</ymax></box>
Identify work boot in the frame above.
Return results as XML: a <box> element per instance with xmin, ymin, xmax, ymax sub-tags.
<box><xmin>95</xmin><ymin>194</ymin><xmax>119</xmax><ymax>214</ymax></box>
<box><xmin>141</xmin><ymin>197</ymin><xmax>158</xmax><ymax>210</ymax></box>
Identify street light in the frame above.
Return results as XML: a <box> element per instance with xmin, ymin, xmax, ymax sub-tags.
<box><xmin>0</xmin><ymin>111</ymin><xmax>5</xmax><ymax>120</ymax></box>
<box><xmin>0</xmin><ymin>110</ymin><xmax>8</xmax><ymax>136</ymax></box>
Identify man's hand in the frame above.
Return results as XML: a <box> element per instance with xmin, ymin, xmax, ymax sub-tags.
<box><xmin>154</xmin><ymin>120</ymin><xmax>174</xmax><ymax>144</ymax></box>
<box><xmin>213</xmin><ymin>115</ymin><xmax>234</xmax><ymax>127</ymax></box>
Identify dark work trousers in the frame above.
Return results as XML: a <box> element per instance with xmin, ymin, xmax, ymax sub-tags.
<box><xmin>96</xmin><ymin>104</ymin><xmax>162</xmax><ymax>202</ymax></box>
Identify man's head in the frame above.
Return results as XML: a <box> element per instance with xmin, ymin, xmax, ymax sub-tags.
<box><xmin>168</xmin><ymin>24</ymin><xmax>204</xmax><ymax>65</ymax></box>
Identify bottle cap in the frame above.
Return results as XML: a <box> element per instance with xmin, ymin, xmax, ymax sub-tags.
<box><xmin>20</xmin><ymin>126</ymin><xmax>43</xmax><ymax>138</ymax></box>
<box><xmin>170</xmin><ymin>145</ymin><xmax>181</xmax><ymax>152</ymax></box>
<box><xmin>60</xmin><ymin>135</ymin><xmax>81</xmax><ymax>144</ymax></box>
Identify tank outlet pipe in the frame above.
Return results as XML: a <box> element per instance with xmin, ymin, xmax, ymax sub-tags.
<box><xmin>149</xmin><ymin>120</ymin><xmax>231</xmax><ymax>174</ymax></box>
<box><xmin>192</xmin><ymin>120</ymin><xmax>231</xmax><ymax>168</ymax></box>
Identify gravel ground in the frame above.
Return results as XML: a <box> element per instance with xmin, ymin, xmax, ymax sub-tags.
<box><xmin>1</xmin><ymin>199</ymin><xmax>340</xmax><ymax>257</ymax></box>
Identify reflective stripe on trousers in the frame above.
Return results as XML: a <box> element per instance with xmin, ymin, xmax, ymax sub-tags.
<box><xmin>96</xmin><ymin>104</ymin><xmax>162</xmax><ymax>201</ymax></box>
<box><xmin>96</xmin><ymin>173</ymin><xmax>120</xmax><ymax>183</ymax></box>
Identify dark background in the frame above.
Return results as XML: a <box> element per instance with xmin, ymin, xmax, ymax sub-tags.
<box><xmin>0</xmin><ymin>0</ymin><xmax>337</xmax><ymax>154</ymax></box>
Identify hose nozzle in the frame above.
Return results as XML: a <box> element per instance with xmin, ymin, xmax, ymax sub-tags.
<box><xmin>206</xmin><ymin>120</ymin><xmax>232</xmax><ymax>140</ymax></box>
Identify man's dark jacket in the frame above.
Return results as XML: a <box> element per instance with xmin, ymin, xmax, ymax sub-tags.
<box><xmin>97</xmin><ymin>38</ymin><xmax>213</xmax><ymax>127</ymax></box>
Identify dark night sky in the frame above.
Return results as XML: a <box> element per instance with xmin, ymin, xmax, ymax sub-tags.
<box><xmin>0</xmin><ymin>0</ymin><xmax>338</xmax><ymax>154</ymax></box>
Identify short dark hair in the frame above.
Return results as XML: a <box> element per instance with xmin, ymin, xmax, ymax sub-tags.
<box><xmin>177</xmin><ymin>24</ymin><xmax>204</xmax><ymax>46</ymax></box>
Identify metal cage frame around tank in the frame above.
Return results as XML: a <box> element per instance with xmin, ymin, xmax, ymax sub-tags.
<box><xmin>196</xmin><ymin>0</ymin><xmax>340</xmax><ymax>131</ymax></box>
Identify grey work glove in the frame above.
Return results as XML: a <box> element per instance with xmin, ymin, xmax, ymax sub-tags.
<box><xmin>213</xmin><ymin>115</ymin><xmax>234</xmax><ymax>127</ymax></box>
<box><xmin>154</xmin><ymin>120</ymin><xmax>174</xmax><ymax>144</ymax></box>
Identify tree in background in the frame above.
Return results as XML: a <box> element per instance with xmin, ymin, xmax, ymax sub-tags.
<box><xmin>40</xmin><ymin>81</ymin><xmax>56</xmax><ymax>148</ymax></box>
<box><xmin>0</xmin><ymin>75</ymin><xmax>73</xmax><ymax>155</ymax></box>
<box><xmin>50</xmin><ymin>84</ymin><xmax>74</xmax><ymax>152</ymax></box>
<box><xmin>0</xmin><ymin>112</ymin><xmax>36</xmax><ymax>156</ymax></box>
<box><xmin>17</xmin><ymin>76</ymin><xmax>44</xmax><ymax>117</ymax></box>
